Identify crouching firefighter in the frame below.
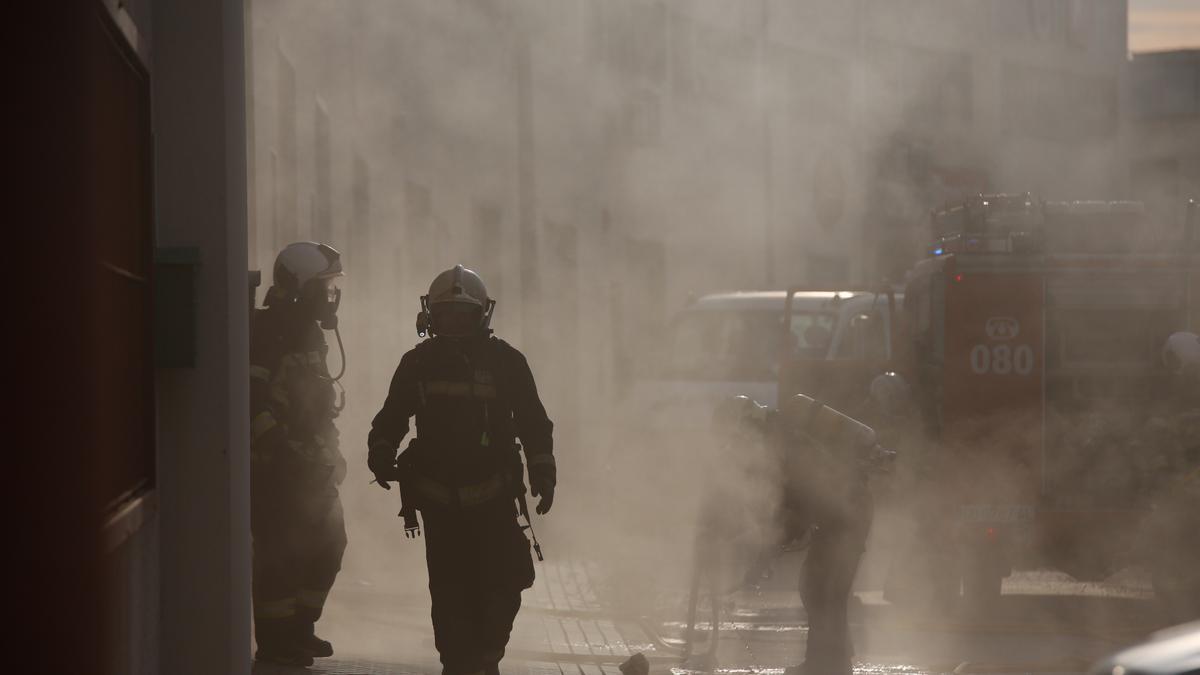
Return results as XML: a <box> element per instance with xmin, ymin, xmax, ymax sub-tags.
<box><xmin>249</xmin><ymin>242</ymin><xmax>349</xmax><ymax>667</ymax></box>
<box><xmin>367</xmin><ymin>264</ymin><xmax>556</xmax><ymax>675</ymax></box>
<box><xmin>715</xmin><ymin>394</ymin><xmax>887</xmax><ymax>675</ymax></box>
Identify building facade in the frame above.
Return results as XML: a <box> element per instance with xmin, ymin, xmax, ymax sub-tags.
<box><xmin>1128</xmin><ymin>49</ymin><xmax>1200</xmax><ymax>235</ymax></box>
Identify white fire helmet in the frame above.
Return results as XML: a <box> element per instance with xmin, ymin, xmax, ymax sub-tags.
<box><xmin>419</xmin><ymin>264</ymin><xmax>495</xmax><ymax>337</ymax></box>
<box><xmin>711</xmin><ymin>395</ymin><xmax>770</xmax><ymax>435</ymax></box>
<box><xmin>1162</xmin><ymin>331</ymin><xmax>1200</xmax><ymax>376</ymax></box>
<box><xmin>270</xmin><ymin>241</ymin><xmax>343</xmax><ymax>302</ymax></box>
<box><xmin>870</xmin><ymin>371</ymin><xmax>913</xmax><ymax>419</ymax></box>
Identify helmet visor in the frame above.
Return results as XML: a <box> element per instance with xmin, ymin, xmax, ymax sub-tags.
<box><xmin>431</xmin><ymin>302</ymin><xmax>482</xmax><ymax>337</ymax></box>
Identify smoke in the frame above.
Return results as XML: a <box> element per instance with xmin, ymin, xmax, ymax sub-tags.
<box><xmin>246</xmin><ymin>0</ymin><xmax>1197</xmax><ymax>668</ymax></box>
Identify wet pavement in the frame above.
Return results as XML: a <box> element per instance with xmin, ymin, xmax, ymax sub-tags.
<box><xmin>251</xmin><ymin>553</ymin><xmax>1171</xmax><ymax>675</ymax></box>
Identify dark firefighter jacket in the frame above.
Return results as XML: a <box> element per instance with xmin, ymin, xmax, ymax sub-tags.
<box><xmin>368</xmin><ymin>335</ymin><xmax>554</xmax><ymax>510</ymax></box>
<box><xmin>249</xmin><ymin>307</ymin><xmax>346</xmax><ymax>500</ymax></box>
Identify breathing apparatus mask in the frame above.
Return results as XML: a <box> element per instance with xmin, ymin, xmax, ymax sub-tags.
<box><xmin>302</xmin><ymin>277</ymin><xmax>342</xmax><ymax>330</ymax></box>
<box><xmin>267</xmin><ymin>243</ymin><xmax>348</xmax><ymax>408</ymax></box>
<box><xmin>418</xmin><ymin>300</ymin><xmax>492</xmax><ymax>338</ymax></box>
<box><xmin>305</xmin><ymin>278</ymin><xmax>347</xmax><ymax>401</ymax></box>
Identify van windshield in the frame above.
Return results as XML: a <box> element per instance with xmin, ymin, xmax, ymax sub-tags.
<box><xmin>661</xmin><ymin>309</ymin><xmax>837</xmax><ymax>381</ymax></box>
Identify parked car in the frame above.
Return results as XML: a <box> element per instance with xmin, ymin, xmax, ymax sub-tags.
<box><xmin>1089</xmin><ymin>621</ymin><xmax>1200</xmax><ymax>675</ymax></box>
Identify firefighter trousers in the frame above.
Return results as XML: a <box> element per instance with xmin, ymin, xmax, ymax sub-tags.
<box><xmin>252</xmin><ymin>494</ymin><xmax>347</xmax><ymax>648</ymax></box>
<box><xmin>422</xmin><ymin>502</ymin><xmax>536</xmax><ymax>675</ymax></box>
<box><xmin>797</xmin><ymin>494</ymin><xmax>872</xmax><ymax>675</ymax></box>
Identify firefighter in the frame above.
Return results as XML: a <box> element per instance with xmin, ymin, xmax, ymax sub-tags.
<box><xmin>1154</xmin><ymin>331</ymin><xmax>1200</xmax><ymax>482</ymax></box>
<box><xmin>1145</xmin><ymin>331</ymin><xmax>1200</xmax><ymax>622</ymax></box>
<box><xmin>715</xmin><ymin>395</ymin><xmax>878</xmax><ymax>675</ymax></box>
<box><xmin>782</xmin><ymin>394</ymin><xmax>878</xmax><ymax>675</ymax></box>
<box><xmin>249</xmin><ymin>242</ymin><xmax>349</xmax><ymax>667</ymax></box>
<box><xmin>367</xmin><ymin>264</ymin><xmax>555</xmax><ymax>675</ymax></box>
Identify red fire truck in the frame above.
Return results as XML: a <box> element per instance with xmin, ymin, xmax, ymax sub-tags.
<box><xmin>889</xmin><ymin>194</ymin><xmax>1199</xmax><ymax>604</ymax></box>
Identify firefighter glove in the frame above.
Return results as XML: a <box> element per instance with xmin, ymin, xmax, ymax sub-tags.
<box><xmin>532</xmin><ymin>481</ymin><xmax>554</xmax><ymax>514</ymax></box>
<box><xmin>528</xmin><ymin>454</ymin><xmax>556</xmax><ymax>515</ymax></box>
<box><xmin>367</xmin><ymin>444</ymin><xmax>397</xmax><ymax>490</ymax></box>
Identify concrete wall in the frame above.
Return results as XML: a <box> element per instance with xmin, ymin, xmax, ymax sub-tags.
<box><xmin>152</xmin><ymin>0</ymin><xmax>251</xmax><ymax>673</ymax></box>
<box><xmin>106</xmin><ymin>503</ymin><xmax>160</xmax><ymax>675</ymax></box>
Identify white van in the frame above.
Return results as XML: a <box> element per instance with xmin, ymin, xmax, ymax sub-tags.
<box><xmin>627</xmin><ymin>289</ymin><xmax>900</xmax><ymax>432</ymax></box>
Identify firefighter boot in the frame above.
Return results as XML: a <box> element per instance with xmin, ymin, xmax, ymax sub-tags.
<box><xmin>254</xmin><ymin>618</ymin><xmax>315</xmax><ymax>668</ymax></box>
<box><xmin>296</xmin><ymin>624</ymin><xmax>333</xmax><ymax>657</ymax></box>
<box><xmin>294</xmin><ymin>612</ymin><xmax>334</xmax><ymax>658</ymax></box>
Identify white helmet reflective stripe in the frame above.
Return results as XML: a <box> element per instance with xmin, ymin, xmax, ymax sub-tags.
<box><xmin>1163</xmin><ymin>331</ymin><xmax>1200</xmax><ymax>373</ymax></box>
<box><xmin>272</xmin><ymin>241</ymin><xmax>343</xmax><ymax>299</ymax></box>
<box><xmin>427</xmin><ymin>264</ymin><xmax>489</xmax><ymax>308</ymax></box>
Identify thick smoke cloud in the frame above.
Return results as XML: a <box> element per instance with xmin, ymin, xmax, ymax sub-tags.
<box><xmin>246</xmin><ymin>0</ymin><xmax>1191</xmax><ymax>665</ymax></box>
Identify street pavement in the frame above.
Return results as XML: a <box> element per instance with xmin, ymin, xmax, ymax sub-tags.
<box><xmin>252</xmin><ymin>552</ymin><xmax>1172</xmax><ymax>675</ymax></box>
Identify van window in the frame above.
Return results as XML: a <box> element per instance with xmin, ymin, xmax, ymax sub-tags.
<box><xmin>833</xmin><ymin>311</ymin><xmax>887</xmax><ymax>360</ymax></box>
<box><xmin>788</xmin><ymin>312</ymin><xmax>838</xmax><ymax>359</ymax></box>
<box><xmin>664</xmin><ymin>309</ymin><xmax>835</xmax><ymax>381</ymax></box>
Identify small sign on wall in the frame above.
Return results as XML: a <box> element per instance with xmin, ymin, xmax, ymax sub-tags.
<box><xmin>153</xmin><ymin>247</ymin><xmax>200</xmax><ymax>368</ymax></box>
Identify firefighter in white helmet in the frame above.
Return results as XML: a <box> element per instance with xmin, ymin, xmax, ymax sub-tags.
<box><xmin>368</xmin><ymin>264</ymin><xmax>555</xmax><ymax>675</ymax></box>
<box><xmin>715</xmin><ymin>394</ymin><xmax>882</xmax><ymax>675</ymax></box>
<box><xmin>1163</xmin><ymin>331</ymin><xmax>1200</xmax><ymax>397</ymax></box>
<box><xmin>780</xmin><ymin>394</ymin><xmax>881</xmax><ymax>675</ymax></box>
<box><xmin>1144</xmin><ymin>331</ymin><xmax>1200</xmax><ymax>622</ymax></box>
<box><xmin>249</xmin><ymin>242</ymin><xmax>348</xmax><ymax>667</ymax></box>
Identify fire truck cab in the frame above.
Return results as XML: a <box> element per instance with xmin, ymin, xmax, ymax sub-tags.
<box><xmin>895</xmin><ymin>194</ymin><xmax>1200</xmax><ymax>603</ymax></box>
